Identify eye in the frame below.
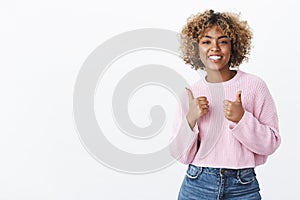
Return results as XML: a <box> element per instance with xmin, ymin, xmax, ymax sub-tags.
<box><xmin>219</xmin><ymin>40</ymin><xmax>228</xmax><ymax>44</ymax></box>
<box><xmin>219</xmin><ymin>39</ymin><xmax>230</xmax><ymax>45</ymax></box>
<box><xmin>201</xmin><ymin>40</ymin><xmax>210</xmax><ymax>44</ymax></box>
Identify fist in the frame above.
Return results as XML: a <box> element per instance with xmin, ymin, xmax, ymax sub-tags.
<box><xmin>185</xmin><ymin>87</ymin><xmax>209</xmax><ymax>128</ymax></box>
<box><xmin>223</xmin><ymin>91</ymin><xmax>245</xmax><ymax>123</ymax></box>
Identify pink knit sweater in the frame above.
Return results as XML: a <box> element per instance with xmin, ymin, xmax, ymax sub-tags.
<box><xmin>170</xmin><ymin>70</ymin><xmax>281</xmax><ymax>169</ymax></box>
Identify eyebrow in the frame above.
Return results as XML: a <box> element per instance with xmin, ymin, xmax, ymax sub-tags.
<box><xmin>203</xmin><ymin>35</ymin><xmax>228</xmax><ymax>39</ymax></box>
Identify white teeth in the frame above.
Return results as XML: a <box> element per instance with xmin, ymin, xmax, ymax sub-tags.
<box><xmin>209</xmin><ymin>56</ymin><xmax>221</xmax><ymax>60</ymax></box>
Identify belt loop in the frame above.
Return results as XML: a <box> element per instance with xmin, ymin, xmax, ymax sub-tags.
<box><xmin>220</xmin><ymin>168</ymin><xmax>225</xmax><ymax>175</ymax></box>
<box><xmin>199</xmin><ymin>166</ymin><xmax>203</xmax><ymax>174</ymax></box>
<box><xmin>237</xmin><ymin>169</ymin><xmax>241</xmax><ymax>179</ymax></box>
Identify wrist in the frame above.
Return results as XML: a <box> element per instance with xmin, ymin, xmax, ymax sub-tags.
<box><xmin>186</xmin><ymin>115</ymin><xmax>196</xmax><ymax>129</ymax></box>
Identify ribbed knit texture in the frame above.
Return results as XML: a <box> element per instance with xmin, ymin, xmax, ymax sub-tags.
<box><xmin>169</xmin><ymin>70</ymin><xmax>281</xmax><ymax>169</ymax></box>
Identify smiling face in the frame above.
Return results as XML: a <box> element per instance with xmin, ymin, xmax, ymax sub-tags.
<box><xmin>198</xmin><ymin>25</ymin><xmax>232</xmax><ymax>73</ymax></box>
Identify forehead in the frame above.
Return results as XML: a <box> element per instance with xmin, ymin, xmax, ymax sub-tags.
<box><xmin>201</xmin><ymin>25</ymin><xmax>226</xmax><ymax>37</ymax></box>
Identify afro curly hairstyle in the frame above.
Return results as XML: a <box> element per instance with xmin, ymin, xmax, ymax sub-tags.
<box><xmin>180</xmin><ymin>9</ymin><xmax>253</xmax><ymax>70</ymax></box>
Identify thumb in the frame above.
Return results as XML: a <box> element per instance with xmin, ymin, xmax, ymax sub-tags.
<box><xmin>235</xmin><ymin>90</ymin><xmax>242</xmax><ymax>103</ymax></box>
<box><xmin>185</xmin><ymin>87</ymin><xmax>195</xmax><ymax>102</ymax></box>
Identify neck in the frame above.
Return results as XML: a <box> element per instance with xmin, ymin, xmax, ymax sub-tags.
<box><xmin>205</xmin><ymin>67</ymin><xmax>237</xmax><ymax>83</ymax></box>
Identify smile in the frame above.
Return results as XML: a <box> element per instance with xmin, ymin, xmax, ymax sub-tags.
<box><xmin>208</xmin><ymin>55</ymin><xmax>222</xmax><ymax>60</ymax></box>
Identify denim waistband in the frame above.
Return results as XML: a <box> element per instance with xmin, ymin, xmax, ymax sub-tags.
<box><xmin>188</xmin><ymin>164</ymin><xmax>255</xmax><ymax>177</ymax></box>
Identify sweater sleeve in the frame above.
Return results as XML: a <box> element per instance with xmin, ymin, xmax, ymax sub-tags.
<box><xmin>229</xmin><ymin>80</ymin><xmax>281</xmax><ymax>156</ymax></box>
<box><xmin>169</xmin><ymin>91</ymin><xmax>200</xmax><ymax>164</ymax></box>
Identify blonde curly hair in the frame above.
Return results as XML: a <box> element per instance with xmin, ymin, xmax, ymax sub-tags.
<box><xmin>180</xmin><ymin>9</ymin><xmax>253</xmax><ymax>70</ymax></box>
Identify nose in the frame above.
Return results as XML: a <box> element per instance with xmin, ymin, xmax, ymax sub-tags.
<box><xmin>210</xmin><ymin>41</ymin><xmax>220</xmax><ymax>51</ymax></box>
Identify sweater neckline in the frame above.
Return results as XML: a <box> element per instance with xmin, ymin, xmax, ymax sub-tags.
<box><xmin>202</xmin><ymin>70</ymin><xmax>242</xmax><ymax>86</ymax></box>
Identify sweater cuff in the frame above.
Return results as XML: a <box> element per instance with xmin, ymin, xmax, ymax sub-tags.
<box><xmin>228</xmin><ymin>110</ymin><xmax>249</xmax><ymax>131</ymax></box>
<box><xmin>183</xmin><ymin>116</ymin><xmax>199</xmax><ymax>135</ymax></box>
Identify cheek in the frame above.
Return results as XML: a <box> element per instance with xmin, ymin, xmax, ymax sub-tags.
<box><xmin>223</xmin><ymin>47</ymin><xmax>232</xmax><ymax>58</ymax></box>
<box><xmin>198</xmin><ymin>46</ymin><xmax>207</xmax><ymax>58</ymax></box>
<box><xmin>198</xmin><ymin>52</ymin><xmax>207</xmax><ymax>63</ymax></box>
<box><xmin>227</xmin><ymin>45</ymin><xmax>232</xmax><ymax>55</ymax></box>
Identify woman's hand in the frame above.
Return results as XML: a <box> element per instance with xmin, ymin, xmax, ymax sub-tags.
<box><xmin>185</xmin><ymin>87</ymin><xmax>209</xmax><ymax>129</ymax></box>
<box><xmin>224</xmin><ymin>91</ymin><xmax>245</xmax><ymax>123</ymax></box>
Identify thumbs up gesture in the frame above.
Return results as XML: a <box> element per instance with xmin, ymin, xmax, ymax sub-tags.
<box><xmin>223</xmin><ymin>91</ymin><xmax>245</xmax><ymax>123</ymax></box>
<box><xmin>185</xmin><ymin>87</ymin><xmax>209</xmax><ymax>129</ymax></box>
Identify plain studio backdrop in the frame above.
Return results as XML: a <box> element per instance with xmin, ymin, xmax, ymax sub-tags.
<box><xmin>0</xmin><ymin>0</ymin><xmax>299</xmax><ymax>199</ymax></box>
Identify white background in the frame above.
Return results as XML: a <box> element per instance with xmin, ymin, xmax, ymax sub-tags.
<box><xmin>1</xmin><ymin>0</ymin><xmax>299</xmax><ymax>199</ymax></box>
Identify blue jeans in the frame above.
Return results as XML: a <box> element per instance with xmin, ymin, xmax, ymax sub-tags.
<box><xmin>178</xmin><ymin>164</ymin><xmax>261</xmax><ymax>200</ymax></box>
